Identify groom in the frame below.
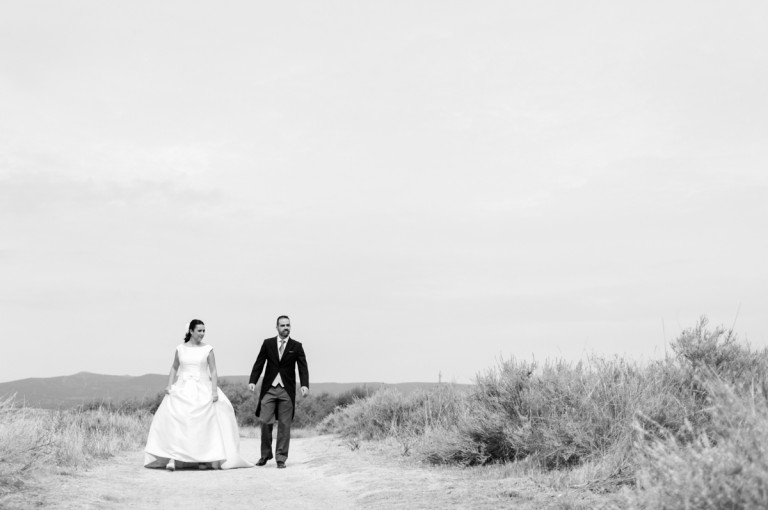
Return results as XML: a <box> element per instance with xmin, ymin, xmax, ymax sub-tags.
<box><xmin>248</xmin><ymin>315</ymin><xmax>309</xmax><ymax>469</ymax></box>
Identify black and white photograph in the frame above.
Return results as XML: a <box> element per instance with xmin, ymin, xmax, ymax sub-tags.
<box><xmin>1</xmin><ymin>1</ymin><xmax>767</xmax><ymax>508</ymax></box>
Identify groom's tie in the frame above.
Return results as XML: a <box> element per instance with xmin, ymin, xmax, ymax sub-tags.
<box><xmin>279</xmin><ymin>339</ymin><xmax>286</xmax><ymax>358</ymax></box>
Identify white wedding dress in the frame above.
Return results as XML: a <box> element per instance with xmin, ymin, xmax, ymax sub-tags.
<box><xmin>144</xmin><ymin>343</ymin><xmax>253</xmax><ymax>469</ymax></box>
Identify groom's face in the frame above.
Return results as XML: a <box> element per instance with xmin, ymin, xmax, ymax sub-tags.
<box><xmin>277</xmin><ymin>319</ymin><xmax>291</xmax><ymax>339</ymax></box>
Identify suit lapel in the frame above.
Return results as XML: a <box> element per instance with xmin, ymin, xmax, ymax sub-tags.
<box><xmin>268</xmin><ymin>337</ymin><xmax>280</xmax><ymax>363</ymax></box>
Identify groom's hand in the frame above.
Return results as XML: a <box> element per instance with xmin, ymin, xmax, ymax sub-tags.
<box><xmin>248</xmin><ymin>383</ymin><xmax>256</xmax><ymax>392</ymax></box>
<box><xmin>301</xmin><ymin>386</ymin><xmax>309</xmax><ymax>397</ymax></box>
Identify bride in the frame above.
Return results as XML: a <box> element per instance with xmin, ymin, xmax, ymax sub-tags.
<box><xmin>144</xmin><ymin>319</ymin><xmax>253</xmax><ymax>470</ymax></box>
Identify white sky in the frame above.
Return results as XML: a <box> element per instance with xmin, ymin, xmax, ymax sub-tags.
<box><xmin>1</xmin><ymin>1</ymin><xmax>766</xmax><ymax>384</ymax></box>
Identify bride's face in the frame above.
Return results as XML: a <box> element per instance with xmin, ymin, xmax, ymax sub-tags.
<box><xmin>191</xmin><ymin>325</ymin><xmax>206</xmax><ymax>342</ymax></box>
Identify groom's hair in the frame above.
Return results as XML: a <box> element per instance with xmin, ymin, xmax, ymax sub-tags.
<box><xmin>276</xmin><ymin>315</ymin><xmax>290</xmax><ymax>326</ymax></box>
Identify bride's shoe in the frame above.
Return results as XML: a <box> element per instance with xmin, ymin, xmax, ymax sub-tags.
<box><xmin>166</xmin><ymin>459</ymin><xmax>176</xmax><ymax>472</ymax></box>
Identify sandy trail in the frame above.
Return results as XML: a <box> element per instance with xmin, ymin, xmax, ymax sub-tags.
<box><xmin>46</xmin><ymin>436</ymin><xmax>359</xmax><ymax>509</ymax></box>
<box><xmin>34</xmin><ymin>435</ymin><xmax>607</xmax><ymax>509</ymax></box>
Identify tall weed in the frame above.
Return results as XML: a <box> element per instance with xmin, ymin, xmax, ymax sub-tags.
<box><xmin>0</xmin><ymin>395</ymin><xmax>53</xmax><ymax>498</ymax></box>
<box><xmin>632</xmin><ymin>378</ymin><xmax>768</xmax><ymax>509</ymax></box>
<box><xmin>0</xmin><ymin>396</ymin><xmax>151</xmax><ymax>505</ymax></box>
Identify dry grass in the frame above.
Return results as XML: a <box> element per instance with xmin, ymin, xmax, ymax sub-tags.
<box><xmin>0</xmin><ymin>396</ymin><xmax>151</xmax><ymax>508</ymax></box>
<box><xmin>320</xmin><ymin>317</ymin><xmax>768</xmax><ymax>508</ymax></box>
<box><xmin>630</xmin><ymin>379</ymin><xmax>768</xmax><ymax>509</ymax></box>
<box><xmin>0</xmin><ymin>395</ymin><xmax>53</xmax><ymax>499</ymax></box>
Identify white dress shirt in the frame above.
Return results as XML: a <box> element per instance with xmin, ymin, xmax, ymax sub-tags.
<box><xmin>272</xmin><ymin>336</ymin><xmax>288</xmax><ymax>387</ymax></box>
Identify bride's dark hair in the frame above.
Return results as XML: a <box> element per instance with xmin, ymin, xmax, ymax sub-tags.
<box><xmin>184</xmin><ymin>319</ymin><xmax>205</xmax><ymax>342</ymax></box>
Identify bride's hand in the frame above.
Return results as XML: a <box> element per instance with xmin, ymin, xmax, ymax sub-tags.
<box><xmin>212</xmin><ymin>393</ymin><xmax>218</xmax><ymax>402</ymax></box>
<box><xmin>164</xmin><ymin>387</ymin><xmax>172</xmax><ymax>395</ymax></box>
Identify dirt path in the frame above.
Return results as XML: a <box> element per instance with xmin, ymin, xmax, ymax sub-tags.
<box><xmin>33</xmin><ymin>435</ymin><xmax>611</xmax><ymax>509</ymax></box>
<box><xmin>44</xmin><ymin>436</ymin><xmax>356</xmax><ymax>509</ymax></box>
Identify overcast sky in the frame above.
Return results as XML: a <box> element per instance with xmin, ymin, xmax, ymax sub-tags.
<box><xmin>2</xmin><ymin>1</ymin><xmax>766</xmax><ymax>384</ymax></box>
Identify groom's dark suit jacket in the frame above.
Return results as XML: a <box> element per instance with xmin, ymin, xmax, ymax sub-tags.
<box><xmin>249</xmin><ymin>337</ymin><xmax>309</xmax><ymax>419</ymax></box>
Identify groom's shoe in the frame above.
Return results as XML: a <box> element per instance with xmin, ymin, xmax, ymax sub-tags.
<box><xmin>276</xmin><ymin>461</ymin><xmax>286</xmax><ymax>469</ymax></box>
<box><xmin>256</xmin><ymin>455</ymin><xmax>273</xmax><ymax>466</ymax></box>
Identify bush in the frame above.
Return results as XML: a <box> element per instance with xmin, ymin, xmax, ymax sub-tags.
<box><xmin>319</xmin><ymin>317</ymin><xmax>768</xmax><ymax>498</ymax></box>
<box><xmin>216</xmin><ymin>380</ymin><xmax>372</xmax><ymax>428</ymax></box>
<box><xmin>671</xmin><ymin>317</ymin><xmax>766</xmax><ymax>382</ymax></box>
<box><xmin>293</xmin><ymin>392</ymin><xmax>337</xmax><ymax>428</ymax></box>
<box><xmin>633</xmin><ymin>379</ymin><xmax>768</xmax><ymax>509</ymax></box>
<box><xmin>317</xmin><ymin>384</ymin><xmax>469</xmax><ymax>457</ymax></box>
<box><xmin>217</xmin><ymin>380</ymin><xmax>258</xmax><ymax>426</ymax></box>
<box><xmin>434</xmin><ymin>357</ymin><xmax>655</xmax><ymax>473</ymax></box>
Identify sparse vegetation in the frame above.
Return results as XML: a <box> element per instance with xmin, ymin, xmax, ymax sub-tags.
<box><xmin>632</xmin><ymin>378</ymin><xmax>768</xmax><ymax>509</ymax></box>
<box><xmin>79</xmin><ymin>392</ymin><xmax>165</xmax><ymax>415</ymax></box>
<box><xmin>320</xmin><ymin>317</ymin><xmax>768</xmax><ymax>508</ymax></box>
<box><xmin>216</xmin><ymin>380</ymin><xmax>375</xmax><ymax>428</ymax></box>
<box><xmin>0</xmin><ymin>396</ymin><xmax>151</xmax><ymax>507</ymax></box>
<box><xmin>72</xmin><ymin>380</ymin><xmax>373</xmax><ymax>430</ymax></box>
<box><xmin>4</xmin><ymin>317</ymin><xmax>765</xmax><ymax>509</ymax></box>
<box><xmin>0</xmin><ymin>379</ymin><xmax>352</xmax><ymax>506</ymax></box>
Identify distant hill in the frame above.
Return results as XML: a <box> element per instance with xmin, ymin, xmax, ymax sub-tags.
<box><xmin>0</xmin><ymin>372</ymin><xmax>471</xmax><ymax>409</ymax></box>
<box><xmin>0</xmin><ymin>372</ymin><xmax>168</xmax><ymax>409</ymax></box>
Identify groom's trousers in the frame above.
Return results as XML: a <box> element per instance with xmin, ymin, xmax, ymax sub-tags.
<box><xmin>260</xmin><ymin>385</ymin><xmax>293</xmax><ymax>462</ymax></box>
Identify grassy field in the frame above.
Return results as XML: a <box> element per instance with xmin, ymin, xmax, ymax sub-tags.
<box><xmin>319</xmin><ymin>317</ymin><xmax>768</xmax><ymax>509</ymax></box>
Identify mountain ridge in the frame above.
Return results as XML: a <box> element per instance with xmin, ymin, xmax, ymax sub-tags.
<box><xmin>0</xmin><ymin>372</ymin><xmax>468</xmax><ymax>409</ymax></box>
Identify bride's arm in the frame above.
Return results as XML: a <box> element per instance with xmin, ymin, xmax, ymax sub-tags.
<box><xmin>166</xmin><ymin>351</ymin><xmax>180</xmax><ymax>394</ymax></box>
<box><xmin>207</xmin><ymin>349</ymin><xmax>219</xmax><ymax>402</ymax></box>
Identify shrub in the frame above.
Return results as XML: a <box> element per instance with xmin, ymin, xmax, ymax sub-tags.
<box><xmin>318</xmin><ymin>385</ymin><xmax>467</xmax><ymax>444</ymax></box>
<box><xmin>632</xmin><ymin>379</ymin><xmax>768</xmax><ymax>509</ymax></box>
<box><xmin>319</xmin><ymin>317</ymin><xmax>768</xmax><ymax>497</ymax></box>
<box><xmin>216</xmin><ymin>380</ymin><xmax>372</xmax><ymax>428</ymax></box>
<box><xmin>293</xmin><ymin>392</ymin><xmax>337</xmax><ymax>428</ymax></box>
<box><xmin>422</xmin><ymin>357</ymin><xmax>655</xmax><ymax>475</ymax></box>
<box><xmin>671</xmin><ymin>317</ymin><xmax>766</xmax><ymax>383</ymax></box>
